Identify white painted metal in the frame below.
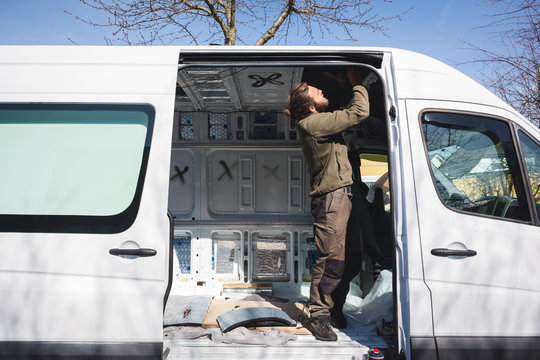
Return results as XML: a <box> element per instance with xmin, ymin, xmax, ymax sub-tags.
<box><xmin>406</xmin><ymin>99</ymin><xmax>540</xmax><ymax>338</ymax></box>
<box><xmin>164</xmin><ymin>326</ymin><xmax>387</xmax><ymax>360</ymax></box>
<box><xmin>0</xmin><ymin>46</ymin><xmax>178</xmax><ymax>343</ymax></box>
<box><xmin>1</xmin><ymin>45</ymin><xmax>539</xmax><ymax>359</ymax></box>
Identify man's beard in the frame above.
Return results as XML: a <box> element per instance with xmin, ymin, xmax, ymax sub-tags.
<box><xmin>314</xmin><ymin>97</ymin><xmax>329</xmax><ymax>112</ymax></box>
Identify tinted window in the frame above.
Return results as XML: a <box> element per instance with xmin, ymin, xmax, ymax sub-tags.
<box><xmin>422</xmin><ymin>112</ymin><xmax>529</xmax><ymax>221</ymax></box>
<box><xmin>518</xmin><ymin>130</ymin><xmax>540</xmax><ymax>222</ymax></box>
<box><xmin>0</xmin><ymin>104</ymin><xmax>154</xmax><ymax>233</ymax></box>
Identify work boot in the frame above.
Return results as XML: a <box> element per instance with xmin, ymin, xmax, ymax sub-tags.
<box><xmin>304</xmin><ymin>317</ymin><xmax>338</xmax><ymax>341</ymax></box>
<box><xmin>330</xmin><ymin>308</ymin><xmax>347</xmax><ymax>329</ymax></box>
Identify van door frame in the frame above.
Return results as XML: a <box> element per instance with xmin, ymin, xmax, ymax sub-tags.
<box><xmin>172</xmin><ymin>50</ymin><xmax>403</xmax><ymax>355</ymax></box>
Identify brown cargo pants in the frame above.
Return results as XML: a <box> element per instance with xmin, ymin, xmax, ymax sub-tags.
<box><xmin>309</xmin><ymin>186</ymin><xmax>352</xmax><ymax>320</ymax></box>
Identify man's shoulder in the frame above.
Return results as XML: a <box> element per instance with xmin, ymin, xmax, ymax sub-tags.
<box><xmin>296</xmin><ymin>114</ymin><xmax>315</xmax><ymax>129</ymax></box>
<box><xmin>296</xmin><ymin>115</ymin><xmax>311</xmax><ymax>128</ymax></box>
<box><xmin>299</xmin><ymin>112</ymin><xmax>331</xmax><ymax>124</ymax></box>
<box><xmin>297</xmin><ymin>112</ymin><xmax>334</xmax><ymax>135</ymax></box>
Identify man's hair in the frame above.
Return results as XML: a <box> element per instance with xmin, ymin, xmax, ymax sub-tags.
<box><xmin>284</xmin><ymin>82</ymin><xmax>314</xmax><ymax>121</ymax></box>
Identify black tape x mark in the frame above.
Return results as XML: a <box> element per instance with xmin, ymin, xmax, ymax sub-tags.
<box><xmin>263</xmin><ymin>165</ymin><xmax>280</xmax><ymax>180</ymax></box>
<box><xmin>218</xmin><ymin>160</ymin><xmax>238</xmax><ymax>181</ymax></box>
<box><xmin>170</xmin><ymin>165</ymin><xmax>189</xmax><ymax>184</ymax></box>
<box><xmin>248</xmin><ymin>73</ymin><xmax>284</xmax><ymax>87</ymax></box>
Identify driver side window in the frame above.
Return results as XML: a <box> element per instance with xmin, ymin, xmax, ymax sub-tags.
<box><xmin>422</xmin><ymin>112</ymin><xmax>530</xmax><ymax>222</ymax></box>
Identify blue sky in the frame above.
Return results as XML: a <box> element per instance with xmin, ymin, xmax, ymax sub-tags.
<box><xmin>0</xmin><ymin>0</ymin><xmax>508</xmax><ymax>82</ymax></box>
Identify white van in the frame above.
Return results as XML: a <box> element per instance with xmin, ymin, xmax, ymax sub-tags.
<box><xmin>0</xmin><ymin>46</ymin><xmax>538</xmax><ymax>360</ymax></box>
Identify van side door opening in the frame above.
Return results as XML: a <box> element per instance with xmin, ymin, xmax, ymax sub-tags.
<box><xmin>164</xmin><ymin>55</ymin><xmax>398</xmax><ymax>359</ymax></box>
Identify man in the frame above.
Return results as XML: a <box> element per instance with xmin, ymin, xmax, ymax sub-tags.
<box><xmin>285</xmin><ymin>69</ymin><xmax>369</xmax><ymax>341</ymax></box>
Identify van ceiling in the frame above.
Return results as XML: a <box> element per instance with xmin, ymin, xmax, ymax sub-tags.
<box><xmin>176</xmin><ymin>66</ymin><xmax>303</xmax><ymax>111</ymax></box>
<box><xmin>176</xmin><ymin>50</ymin><xmax>384</xmax><ymax>112</ymax></box>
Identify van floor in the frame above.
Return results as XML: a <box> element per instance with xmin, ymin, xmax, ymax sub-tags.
<box><xmin>163</xmin><ymin>309</ymin><xmax>389</xmax><ymax>360</ymax></box>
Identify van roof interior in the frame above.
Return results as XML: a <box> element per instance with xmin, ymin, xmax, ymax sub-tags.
<box><xmin>175</xmin><ymin>65</ymin><xmax>388</xmax><ymax>153</ymax></box>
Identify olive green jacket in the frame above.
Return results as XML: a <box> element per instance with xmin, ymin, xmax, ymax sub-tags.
<box><xmin>296</xmin><ymin>85</ymin><xmax>369</xmax><ymax>197</ymax></box>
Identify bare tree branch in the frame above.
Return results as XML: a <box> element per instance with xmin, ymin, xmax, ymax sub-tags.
<box><xmin>254</xmin><ymin>0</ymin><xmax>295</xmax><ymax>45</ymax></box>
<box><xmin>201</xmin><ymin>0</ymin><xmax>229</xmax><ymax>42</ymax></box>
<box><xmin>66</xmin><ymin>0</ymin><xmax>410</xmax><ymax>46</ymax></box>
<box><xmin>470</xmin><ymin>0</ymin><xmax>539</xmax><ymax>127</ymax></box>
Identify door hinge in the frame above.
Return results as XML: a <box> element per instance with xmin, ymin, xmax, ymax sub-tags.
<box><xmin>389</xmin><ymin>105</ymin><xmax>397</xmax><ymax>121</ymax></box>
<box><xmin>400</xmin><ymin>348</ymin><xmax>407</xmax><ymax>359</ymax></box>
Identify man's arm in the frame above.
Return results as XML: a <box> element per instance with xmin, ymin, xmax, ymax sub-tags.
<box><xmin>347</xmin><ymin>68</ymin><xmax>364</xmax><ymax>86</ymax></box>
<box><xmin>303</xmin><ymin>84</ymin><xmax>370</xmax><ymax>137</ymax></box>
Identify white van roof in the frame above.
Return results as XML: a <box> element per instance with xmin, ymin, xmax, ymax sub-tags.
<box><xmin>0</xmin><ymin>45</ymin><xmax>521</xmax><ymax>119</ymax></box>
<box><xmin>387</xmin><ymin>48</ymin><xmax>515</xmax><ymax>112</ymax></box>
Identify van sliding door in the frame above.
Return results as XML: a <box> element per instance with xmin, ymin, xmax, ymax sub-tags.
<box><xmin>0</xmin><ymin>46</ymin><xmax>178</xmax><ymax>359</ymax></box>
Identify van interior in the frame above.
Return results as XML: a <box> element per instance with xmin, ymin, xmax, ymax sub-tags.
<box><xmin>164</xmin><ymin>57</ymin><xmax>395</xmax><ymax>358</ymax></box>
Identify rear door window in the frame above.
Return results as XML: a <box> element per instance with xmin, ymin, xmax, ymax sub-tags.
<box><xmin>421</xmin><ymin>112</ymin><xmax>530</xmax><ymax>221</ymax></box>
<box><xmin>0</xmin><ymin>104</ymin><xmax>154</xmax><ymax>233</ymax></box>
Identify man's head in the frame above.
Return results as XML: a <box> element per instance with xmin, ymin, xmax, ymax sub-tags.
<box><xmin>285</xmin><ymin>82</ymin><xmax>329</xmax><ymax>121</ymax></box>
<box><xmin>308</xmin><ymin>85</ymin><xmax>329</xmax><ymax>112</ymax></box>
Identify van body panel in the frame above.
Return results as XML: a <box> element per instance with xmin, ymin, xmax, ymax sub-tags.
<box><xmin>0</xmin><ymin>46</ymin><xmax>178</xmax><ymax>96</ymax></box>
<box><xmin>0</xmin><ymin>341</ymin><xmax>162</xmax><ymax>360</ymax></box>
<box><xmin>0</xmin><ymin>47</ymin><xmax>178</xmax><ymax>358</ymax></box>
<box><xmin>436</xmin><ymin>336</ymin><xmax>540</xmax><ymax>360</ymax></box>
<box><xmin>409</xmin><ymin>337</ymin><xmax>438</xmax><ymax>360</ymax></box>
<box><xmin>0</xmin><ymin>45</ymin><xmax>178</xmax><ymax>65</ymax></box>
<box><xmin>406</xmin><ymin>99</ymin><xmax>540</xmax><ymax>345</ymax></box>
<box><xmin>382</xmin><ymin>56</ymin><xmax>410</xmax><ymax>355</ymax></box>
<box><xmin>392</xmin><ymin>98</ymin><xmax>435</xmax><ymax>341</ymax></box>
<box><xmin>0</xmin><ymin>46</ymin><xmax>538</xmax><ymax>359</ymax></box>
<box><xmin>391</xmin><ymin>49</ymin><xmax>519</xmax><ymax>116</ymax></box>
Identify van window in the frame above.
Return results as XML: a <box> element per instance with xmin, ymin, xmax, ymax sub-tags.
<box><xmin>359</xmin><ymin>153</ymin><xmax>390</xmax><ymax>210</ymax></box>
<box><xmin>0</xmin><ymin>104</ymin><xmax>153</xmax><ymax>233</ymax></box>
<box><xmin>518</xmin><ymin>130</ymin><xmax>540</xmax><ymax>222</ymax></box>
<box><xmin>422</xmin><ymin>112</ymin><xmax>530</xmax><ymax>221</ymax></box>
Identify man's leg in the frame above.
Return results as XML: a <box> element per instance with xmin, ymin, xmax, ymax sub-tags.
<box><xmin>307</xmin><ymin>190</ymin><xmax>352</xmax><ymax>340</ymax></box>
<box><xmin>330</xmin><ymin>250</ymin><xmax>362</xmax><ymax>328</ymax></box>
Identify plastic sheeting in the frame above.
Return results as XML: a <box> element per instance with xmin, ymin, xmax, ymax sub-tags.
<box><xmin>345</xmin><ymin>269</ymin><xmax>393</xmax><ymax>326</ymax></box>
<box><xmin>163</xmin><ymin>326</ymin><xmax>297</xmax><ymax>346</ymax></box>
<box><xmin>366</xmin><ymin>172</ymin><xmax>390</xmax><ymax>205</ymax></box>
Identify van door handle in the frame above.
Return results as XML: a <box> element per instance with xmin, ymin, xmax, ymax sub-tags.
<box><xmin>109</xmin><ymin>248</ymin><xmax>157</xmax><ymax>257</ymax></box>
<box><xmin>430</xmin><ymin>248</ymin><xmax>477</xmax><ymax>257</ymax></box>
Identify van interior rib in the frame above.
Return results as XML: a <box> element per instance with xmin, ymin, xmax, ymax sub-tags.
<box><xmin>164</xmin><ymin>58</ymin><xmax>395</xmax><ymax>359</ymax></box>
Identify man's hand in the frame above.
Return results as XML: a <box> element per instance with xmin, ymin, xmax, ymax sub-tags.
<box><xmin>323</xmin><ymin>71</ymin><xmax>348</xmax><ymax>85</ymax></box>
<box><xmin>347</xmin><ymin>68</ymin><xmax>364</xmax><ymax>86</ymax></box>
